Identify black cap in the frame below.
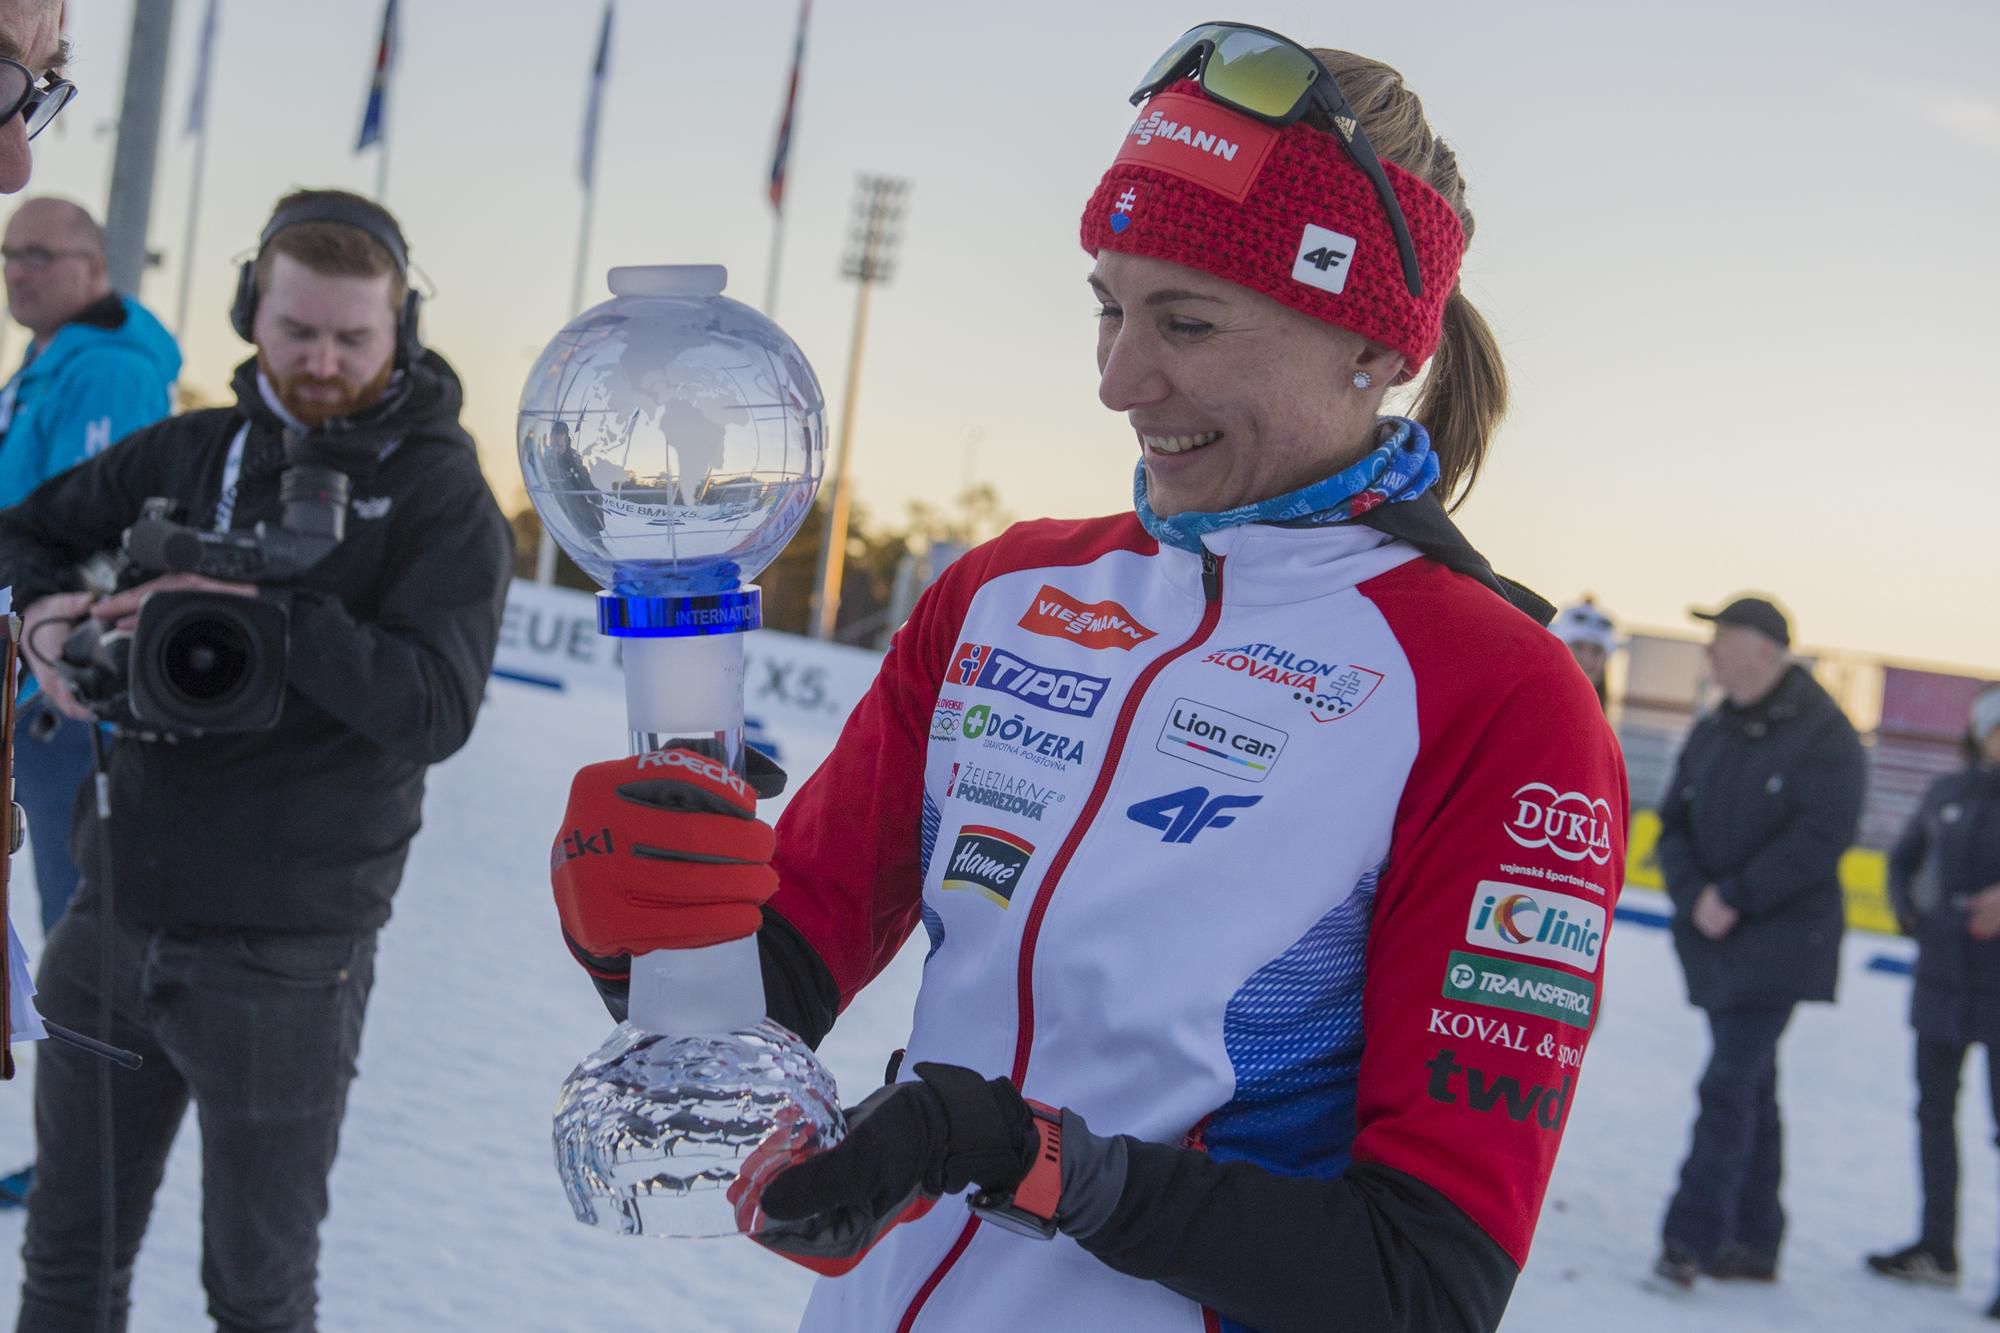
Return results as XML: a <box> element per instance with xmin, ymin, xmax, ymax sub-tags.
<box><xmin>1691</xmin><ymin>596</ymin><xmax>1790</xmax><ymax>647</ymax></box>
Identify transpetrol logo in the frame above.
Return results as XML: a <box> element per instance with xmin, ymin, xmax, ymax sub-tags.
<box><xmin>1156</xmin><ymin>698</ymin><xmax>1287</xmax><ymax>783</ymax></box>
<box><xmin>1465</xmin><ymin>881</ymin><xmax>1605</xmax><ymax>973</ymax></box>
<box><xmin>1018</xmin><ymin>585</ymin><xmax>1156</xmax><ymax>651</ymax></box>
<box><xmin>941</xmin><ymin>825</ymin><xmax>1036</xmax><ymax>907</ymax></box>
<box><xmin>1504</xmin><ymin>783</ymin><xmax>1615</xmax><ymax>865</ymax></box>
<box><xmin>950</xmin><ymin>642</ymin><xmax>1109</xmax><ymax>717</ymax></box>
<box><xmin>1442</xmin><ymin>950</ymin><xmax>1595</xmax><ymax>1030</ymax></box>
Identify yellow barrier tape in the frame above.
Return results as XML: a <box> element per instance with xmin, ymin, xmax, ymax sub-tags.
<box><xmin>1627</xmin><ymin>809</ymin><xmax>1897</xmax><ymax>937</ymax></box>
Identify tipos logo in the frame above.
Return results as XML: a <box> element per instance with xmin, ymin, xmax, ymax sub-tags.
<box><xmin>1018</xmin><ymin>585</ymin><xmax>1155</xmax><ymax>650</ymax></box>
<box><xmin>1504</xmin><ymin>783</ymin><xmax>1614</xmax><ymax>865</ymax></box>
<box><xmin>1466</xmin><ymin>882</ymin><xmax>1604</xmax><ymax>972</ymax></box>
<box><xmin>950</xmin><ymin>642</ymin><xmax>1109</xmax><ymax>717</ymax></box>
<box><xmin>941</xmin><ymin>825</ymin><xmax>1036</xmax><ymax>907</ymax></box>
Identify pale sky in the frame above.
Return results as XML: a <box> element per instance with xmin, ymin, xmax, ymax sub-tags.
<box><xmin>16</xmin><ymin>0</ymin><xmax>2000</xmax><ymax>672</ymax></box>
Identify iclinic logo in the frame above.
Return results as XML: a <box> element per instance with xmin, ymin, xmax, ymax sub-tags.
<box><xmin>1465</xmin><ymin>882</ymin><xmax>1605</xmax><ymax>973</ymax></box>
<box><xmin>1126</xmin><ymin>786</ymin><xmax>1261</xmax><ymax>844</ymax></box>
<box><xmin>1504</xmin><ymin>782</ymin><xmax>1614</xmax><ymax>865</ymax></box>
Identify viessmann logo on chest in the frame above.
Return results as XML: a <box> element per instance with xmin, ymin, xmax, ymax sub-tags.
<box><xmin>1018</xmin><ymin>585</ymin><xmax>1156</xmax><ymax>650</ymax></box>
<box><xmin>950</xmin><ymin>642</ymin><xmax>1109</xmax><ymax>717</ymax></box>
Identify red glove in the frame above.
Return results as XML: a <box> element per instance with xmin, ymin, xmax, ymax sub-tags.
<box><xmin>552</xmin><ymin>747</ymin><xmax>779</xmax><ymax>980</ymax></box>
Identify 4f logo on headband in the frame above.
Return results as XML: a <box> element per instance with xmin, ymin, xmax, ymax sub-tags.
<box><xmin>1293</xmin><ymin>223</ymin><xmax>1359</xmax><ymax>295</ymax></box>
<box><xmin>1114</xmin><ymin>90</ymin><xmax>1278</xmax><ymax>204</ymax></box>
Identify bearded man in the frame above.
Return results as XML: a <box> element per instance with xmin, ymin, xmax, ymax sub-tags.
<box><xmin>0</xmin><ymin>188</ymin><xmax>512</xmax><ymax>1333</ymax></box>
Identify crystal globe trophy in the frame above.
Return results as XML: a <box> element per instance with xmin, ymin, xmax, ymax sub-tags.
<box><xmin>521</xmin><ymin>265</ymin><xmax>843</xmax><ymax>1237</ymax></box>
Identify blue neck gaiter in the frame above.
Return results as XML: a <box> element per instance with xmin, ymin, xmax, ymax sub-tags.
<box><xmin>1134</xmin><ymin>416</ymin><xmax>1440</xmax><ymax>554</ymax></box>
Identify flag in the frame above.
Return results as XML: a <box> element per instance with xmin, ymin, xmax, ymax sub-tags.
<box><xmin>578</xmin><ymin>1</ymin><xmax>613</xmax><ymax>190</ymax></box>
<box><xmin>767</xmin><ymin>0</ymin><xmax>809</xmax><ymax>212</ymax></box>
<box><xmin>356</xmin><ymin>0</ymin><xmax>398</xmax><ymax>152</ymax></box>
<box><xmin>184</xmin><ymin>0</ymin><xmax>219</xmax><ymax>137</ymax></box>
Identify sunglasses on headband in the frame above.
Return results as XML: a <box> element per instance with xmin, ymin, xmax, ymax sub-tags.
<box><xmin>1130</xmin><ymin>22</ymin><xmax>1424</xmax><ymax>296</ymax></box>
<box><xmin>0</xmin><ymin>58</ymin><xmax>73</xmax><ymax>141</ymax></box>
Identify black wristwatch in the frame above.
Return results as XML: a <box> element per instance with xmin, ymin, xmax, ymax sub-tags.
<box><xmin>968</xmin><ymin>1099</ymin><xmax>1064</xmax><ymax>1240</ymax></box>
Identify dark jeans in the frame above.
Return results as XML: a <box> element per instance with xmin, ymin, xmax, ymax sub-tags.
<box><xmin>16</xmin><ymin>889</ymin><xmax>377</xmax><ymax>1333</ymax></box>
<box><xmin>1913</xmin><ymin>1033</ymin><xmax>2000</xmax><ymax>1258</ymax></box>
<box><xmin>1663</xmin><ymin>1004</ymin><xmax>1796</xmax><ymax>1263</ymax></box>
<box><xmin>12</xmin><ymin>704</ymin><xmax>94</xmax><ymax>934</ymax></box>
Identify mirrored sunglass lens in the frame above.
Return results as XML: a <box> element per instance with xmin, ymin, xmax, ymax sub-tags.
<box><xmin>24</xmin><ymin>83</ymin><xmax>71</xmax><ymax>139</ymax></box>
<box><xmin>1203</xmin><ymin>28</ymin><xmax>1316</xmax><ymax>119</ymax></box>
<box><xmin>1132</xmin><ymin>24</ymin><xmax>1226</xmax><ymax>99</ymax></box>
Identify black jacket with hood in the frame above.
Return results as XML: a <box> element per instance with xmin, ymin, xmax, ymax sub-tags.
<box><xmin>0</xmin><ymin>352</ymin><xmax>513</xmax><ymax>934</ymax></box>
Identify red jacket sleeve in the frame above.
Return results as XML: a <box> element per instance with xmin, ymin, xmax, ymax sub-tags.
<box><xmin>1353</xmin><ymin>562</ymin><xmax>1630</xmax><ymax>1266</ymax></box>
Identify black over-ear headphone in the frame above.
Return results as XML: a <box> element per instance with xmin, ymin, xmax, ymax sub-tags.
<box><xmin>230</xmin><ymin>193</ymin><xmax>423</xmax><ymax>365</ymax></box>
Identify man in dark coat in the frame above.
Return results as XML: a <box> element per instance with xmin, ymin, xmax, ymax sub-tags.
<box><xmin>1651</xmin><ymin>596</ymin><xmax>1866</xmax><ymax>1289</ymax></box>
<box><xmin>1865</xmin><ymin>685</ymin><xmax>2000</xmax><ymax>1307</ymax></box>
<box><xmin>1</xmin><ymin>189</ymin><xmax>513</xmax><ymax>1332</ymax></box>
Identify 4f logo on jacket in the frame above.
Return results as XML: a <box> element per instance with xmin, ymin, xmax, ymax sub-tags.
<box><xmin>950</xmin><ymin>642</ymin><xmax>1109</xmax><ymax>717</ymax></box>
<box><xmin>1126</xmin><ymin>787</ymin><xmax>1261</xmax><ymax>844</ymax></box>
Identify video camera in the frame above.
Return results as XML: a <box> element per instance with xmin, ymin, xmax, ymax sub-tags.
<box><xmin>60</xmin><ymin>439</ymin><xmax>350</xmax><ymax>735</ymax></box>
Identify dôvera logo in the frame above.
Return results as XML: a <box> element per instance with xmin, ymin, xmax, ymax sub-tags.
<box><xmin>1465</xmin><ymin>882</ymin><xmax>1604</xmax><ymax>973</ymax></box>
<box><xmin>949</xmin><ymin>642</ymin><xmax>1109</xmax><ymax>717</ymax></box>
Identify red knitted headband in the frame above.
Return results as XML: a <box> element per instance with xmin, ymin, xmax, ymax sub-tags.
<box><xmin>1080</xmin><ymin>81</ymin><xmax>1464</xmax><ymax>374</ymax></box>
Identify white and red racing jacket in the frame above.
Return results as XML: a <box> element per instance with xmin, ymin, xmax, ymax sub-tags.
<box><xmin>767</xmin><ymin>512</ymin><xmax>1629</xmax><ymax>1332</ymax></box>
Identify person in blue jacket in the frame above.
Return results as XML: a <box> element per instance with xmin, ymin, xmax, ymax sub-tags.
<box><xmin>0</xmin><ymin>195</ymin><xmax>180</xmax><ymax>932</ymax></box>
<box><xmin>1867</xmin><ymin>685</ymin><xmax>2000</xmax><ymax>1318</ymax></box>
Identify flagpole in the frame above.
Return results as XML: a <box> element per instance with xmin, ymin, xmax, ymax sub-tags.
<box><xmin>170</xmin><ymin>119</ymin><xmax>209</xmax><ymax>340</ymax></box>
<box><xmin>764</xmin><ymin>209</ymin><xmax>783</xmax><ymax>316</ymax></box>
<box><xmin>374</xmin><ymin>133</ymin><xmax>390</xmax><ymax>203</ymax></box>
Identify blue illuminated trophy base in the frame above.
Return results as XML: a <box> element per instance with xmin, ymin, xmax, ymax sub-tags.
<box><xmin>552</xmin><ymin>584</ymin><xmax>845</xmax><ymax>1239</ymax></box>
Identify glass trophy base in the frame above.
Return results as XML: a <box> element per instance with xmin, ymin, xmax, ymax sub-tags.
<box><xmin>553</xmin><ymin>1017</ymin><xmax>845</xmax><ymax>1238</ymax></box>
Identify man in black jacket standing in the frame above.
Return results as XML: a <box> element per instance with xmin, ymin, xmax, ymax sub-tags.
<box><xmin>2</xmin><ymin>189</ymin><xmax>512</xmax><ymax>1332</ymax></box>
<box><xmin>1651</xmin><ymin>596</ymin><xmax>1867</xmax><ymax>1291</ymax></box>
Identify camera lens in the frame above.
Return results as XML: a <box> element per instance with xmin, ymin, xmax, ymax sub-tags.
<box><xmin>159</xmin><ymin>615</ymin><xmax>254</xmax><ymax>703</ymax></box>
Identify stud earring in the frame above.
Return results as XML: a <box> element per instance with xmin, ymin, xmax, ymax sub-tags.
<box><xmin>1351</xmin><ymin>371</ymin><xmax>1373</xmax><ymax>390</ymax></box>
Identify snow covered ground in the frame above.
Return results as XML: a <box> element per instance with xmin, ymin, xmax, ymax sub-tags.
<box><xmin>0</xmin><ymin>671</ymin><xmax>1993</xmax><ymax>1331</ymax></box>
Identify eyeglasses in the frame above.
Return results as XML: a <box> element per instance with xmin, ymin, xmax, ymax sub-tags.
<box><xmin>0</xmin><ymin>245</ymin><xmax>91</xmax><ymax>270</ymax></box>
<box><xmin>1130</xmin><ymin>22</ymin><xmax>1424</xmax><ymax>296</ymax></box>
<box><xmin>0</xmin><ymin>57</ymin><xmax>75</xmax><ymax>141</ymax></box>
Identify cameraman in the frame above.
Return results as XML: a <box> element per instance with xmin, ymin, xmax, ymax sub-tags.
<box><xmin>0</xmin><ymin>189</ymin><xmax>512</xmax><ymax>1333</ymax></box>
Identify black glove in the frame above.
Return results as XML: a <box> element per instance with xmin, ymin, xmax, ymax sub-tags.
<box><xmin>737</xmin><ymin>1062</ymin><xmax>1036</xmax><ymax>1275</ymax></box>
